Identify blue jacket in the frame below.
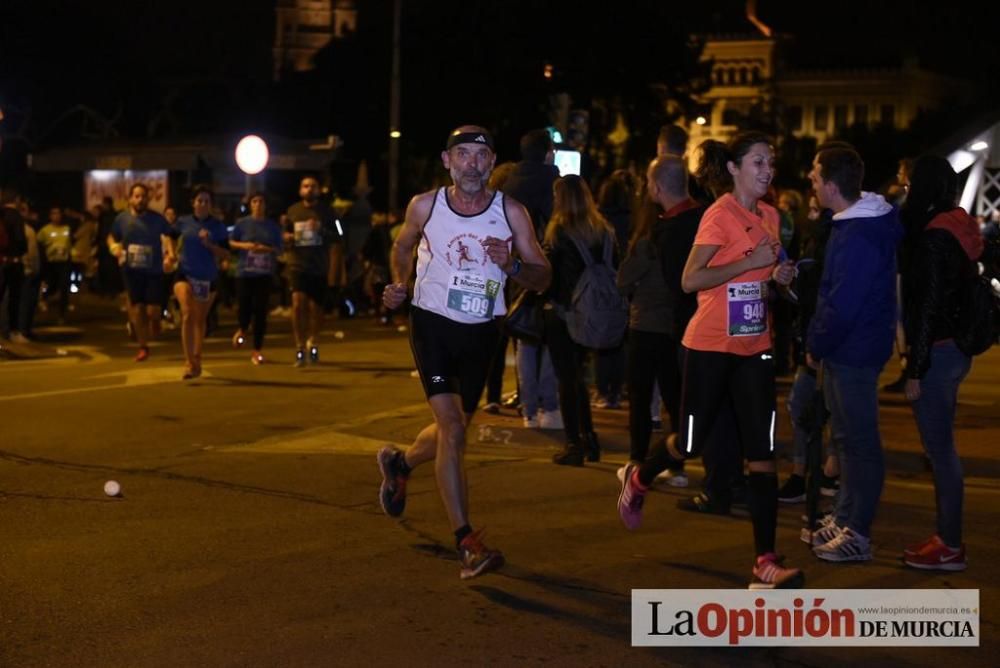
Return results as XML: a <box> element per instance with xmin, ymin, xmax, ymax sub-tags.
<box><xmin>807</xmin><ymin>193</ymin><xmax>902</xmax><ymax>368</ymax></box>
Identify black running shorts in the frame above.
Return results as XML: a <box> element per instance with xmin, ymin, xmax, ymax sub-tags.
<box><xmin>676</xmin><ymin>346</ymin><xmax>778</xmax><ymax>463</ymax></box>
<box><xmin>290</xmin><ymin>271</ymin><xmax>327</xmax><ymax>305</ymax></box>
<box><xmin>122</xmin><ymin>268</ymin><xmax>164</xmax><ymax>306</ymax></box>
<box><xmin>409</xmin><ymin>306</ymin><xmax>500</xmax><ymax>413</ymax></box>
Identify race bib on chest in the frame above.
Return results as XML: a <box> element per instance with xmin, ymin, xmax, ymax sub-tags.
<box><xmin>189</xmin><ymin>278</ymin><xmax>211</xmax><ymax>302</ymax></box>
<box><xmin>126</xmin><ymin>244</ymin><xmax>153</xmax><ymax>269</ymax></box>
<box><xmin>727</xmin><ymin>281</ymin><xmax>767</xmax><ymax>337</ymax></box>
<box><xmin>293</xmin><ymin>221</ymin><xmax>321</xmax><ymax>247</ymax></box>
<box><xmin>245</xmin><ymin>251</ymin><xmax>273</xmax><ymax>274</ymax></box>
<box><xmin>446</xmin><ymin>271</ymin><xmax>500</xmax><ymax>319</ymax></box>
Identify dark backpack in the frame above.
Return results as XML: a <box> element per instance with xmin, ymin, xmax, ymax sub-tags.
<box><xmin>955</xmin><ymin>242</ymin><xmax>1000</xmax><ymax>356</ymax></box>
<box><xmin>563</xmin><ymin>234</ymin><xmax>628</xmax><ymax>349</ymax></box>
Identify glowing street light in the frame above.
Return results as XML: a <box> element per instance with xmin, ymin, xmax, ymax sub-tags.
<box><xmin>235</xmin><ymin>135</ymin><xmax>269</xmax><ymax>175</ymax></box>
<box><xmin>390</xmin><ymin>129</ymin><xmax>402</xmax><ymax>139</ymax></box>
<box><xmin>696</xmin><ymin>116</ymin><xmax>707</xmax><ymax>126</ymax></box>
<box><xmin>970</xmin><ymin>141</ymin><xmax>989</xmax><ymax>152</ymax></box>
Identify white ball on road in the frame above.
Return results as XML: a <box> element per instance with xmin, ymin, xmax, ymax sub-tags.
<box><xmin>104</xmin><ymin>480</ymin><xmax>122</xmax><ymax>497</ymax></box>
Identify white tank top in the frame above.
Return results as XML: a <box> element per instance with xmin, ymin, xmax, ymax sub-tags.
<box><xmin>412</xmin><ymin>187</ymin><xmax>512</xmax><ymax>324</ymax></box>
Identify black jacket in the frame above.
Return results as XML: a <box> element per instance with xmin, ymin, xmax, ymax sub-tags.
<box><xmin>793</xmin><ymin>212</ymin><xmax>833</xmax><ymax>365</ymax></box>
<box><xmin>1</xmin><ymin>206</ymin><xmax>28</xmax><ymax>259</ymax></box>
<box><xmin>504</xmin><ymin>161</ymin><xmax>559</xmax><ymax>239</ymax></box>
<box><xmin>904</xmin><ymin>226</ymin><xmax>978</xmax><ymax>378</ymax></box>
<box><xmin>650</xmin><ymin>205</ymin><xmax>704</xmax><ymax>339</ymax></box>
<box><xmin>544</xmin><ymin>228</ymin><xmax>618</xmax><ymax>309</ymax></box>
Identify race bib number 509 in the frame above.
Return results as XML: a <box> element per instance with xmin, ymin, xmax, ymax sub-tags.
<box><xmin>447</xmin><ymin>272</ymin><xmax>500</xmax><ymax>319</ymax></box>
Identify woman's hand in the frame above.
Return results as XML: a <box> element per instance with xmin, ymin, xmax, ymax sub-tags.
<box><xmin>746</xmin><ymin>237</ymin><xmax>779</xmax><ymax>270</ymax></box>
<box><xmin>905</xmin><ymin>378</ymin><xmax>921</xmax><ymax>401</ymax></box>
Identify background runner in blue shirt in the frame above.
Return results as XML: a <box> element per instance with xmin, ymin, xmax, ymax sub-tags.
<box><xmin>230</xmin><ymin>193</ymin><xmax>283</xmax><ymax>364</ymax></box>
<box><xmin>107</xmin><ymin>183</ymin><xmax>174</xmax><ymax>361</ymax></box>
<box><xmin>172</xmin><ymin>185</ymin><xmax>230</xmax><ymax>380</ymax></box>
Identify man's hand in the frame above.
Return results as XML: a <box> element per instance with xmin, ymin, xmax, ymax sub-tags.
<box><xmin>806</xmin><ymin>352</ymin><xmax>820</xmax><ymax>370</ymax></box>
<box><xmin>382</xmin><ymin>282</ymin><xmax>407</xmax><ymax>310</ymax></box>
<box><xmin>199</xmin><ymin>228</ymin><xmax>211</xmax><ymax>246</ymax></box>
<box><xmin>482</xmin><ymin>236</ymin><xmax>511</xmax><ymax>270</ymax></box>
<box><xmin>905</xmin><ymin>378</ymin><xmax>921</xmax><ymax>402</ymax></box>
<box><xmin>772</xmin><ymin>260</ymin><xmax>795</xmax><ymax>286</ymax></box>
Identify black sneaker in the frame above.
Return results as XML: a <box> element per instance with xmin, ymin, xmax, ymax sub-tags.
<box><xmin>294</xmin><ymin>349</ymin><xmax>306</xmax><ymax>368</ymax></box>
<box><xmin>777</xmin><ymin>474</ymin><xmax>806</xmax><ymax>503</ymax></box>
<box><xmin>552</xmin><ymin>444</ymin><xmax>585</xmax><ymax>467</ymax></box>
<box><xmin>309</xmin><ymin>346</ymin><xmax>319</xmax><ymax>364</ymax></box>
<box><xmin>677</xmin><ymin>492</ymin><xmax>730</xmax><ymax>515</ymax></box>
<box><xmin>377</xmin><ymin>446</ymin><xmax>409</xmax><ymax>517</ymax></box>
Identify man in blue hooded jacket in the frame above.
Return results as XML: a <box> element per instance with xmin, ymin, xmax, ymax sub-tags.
<box><xmin>806</xmin><ymin>145</ymin><xmax>902</xmax><ymax>563</ymax></box>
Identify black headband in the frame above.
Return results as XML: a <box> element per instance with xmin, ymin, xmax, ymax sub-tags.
<box><xmin>446</xmin><ymin>130</ymin><xmax>495</xmax><ymax>151</ymax></box>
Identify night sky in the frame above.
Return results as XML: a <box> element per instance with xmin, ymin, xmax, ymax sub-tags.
<box><xmin>2</xmin><ymin>0</ymin><xmax>999</xmax><ymax>200</ymax></box>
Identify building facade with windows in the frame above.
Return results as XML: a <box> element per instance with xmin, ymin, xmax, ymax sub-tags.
<box><xmin>688</xmin><ymin>34</ymin><xmax>973</xmax><ymax>147</ymax></box>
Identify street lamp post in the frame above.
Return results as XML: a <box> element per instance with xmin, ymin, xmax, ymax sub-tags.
<box><xmin>388</xmin><ymin>0</ymin><xmax>402</xmax><ymax>213</ymax></box>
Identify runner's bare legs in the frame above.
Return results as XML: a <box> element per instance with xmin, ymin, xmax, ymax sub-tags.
<box><xmin>404</xmin><ymin>394</ymin><xmax>472</xmax><ymax>529</ymax></box>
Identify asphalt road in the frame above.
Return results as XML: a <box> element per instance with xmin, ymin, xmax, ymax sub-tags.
<box><xmin>1</xmin><ymin>296</ymin><xmax>997</xmax><ymax>666</ymax></box>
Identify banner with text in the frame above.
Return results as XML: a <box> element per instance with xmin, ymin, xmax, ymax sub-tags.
<box><xmin>632</xmin><ymin>589</ymin><xmax>979</xmax><ymax>647</ymax></box>
<box><xmin>84</xmin><ymin>170</ymin><xmax>169</xmax><ymax>213</ymax></box>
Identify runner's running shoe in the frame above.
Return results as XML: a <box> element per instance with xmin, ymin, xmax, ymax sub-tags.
<box><xmin>617</xmin><ymin>463</ymin><xmax>647</xmax><ymax>530</ymax></box>
<box><xmin>458</xmin><ymin>529</ymin><xmax>505</xmax><ymax>580</ymax></box>
<box><xmin>377</xmin><ymin>446</ymin><xmax>409</xmax><ymax>517</ymax></box>
<box><xmin>749</xmin><ymin>553</ymin><xmax>804</xmax><ymax>590</ymax></box>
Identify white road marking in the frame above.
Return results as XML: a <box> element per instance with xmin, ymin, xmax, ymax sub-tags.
<box><xmin>0</xmin><ymin>361</ymin><xmax>248</xmax><ymax>402</ymax></box>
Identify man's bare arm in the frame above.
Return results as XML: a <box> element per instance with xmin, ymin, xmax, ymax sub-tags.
<box><xmin>390</xmin><ymin>192</ymin><xmax>433</xmax><ymax>286</ymax></box>
<box><xmin>501</xmin><ymin>200</ymin><xmax>551</xmax><ymax>293</ymax></box>
<box><xmin>383</xmin><ymin>192</ymin><xmax>434</xmax><ymax>310</ymax></box>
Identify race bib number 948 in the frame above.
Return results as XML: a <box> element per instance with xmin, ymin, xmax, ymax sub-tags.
<box><xmin>727</xmin><ymin>281</ymin><xmax>767</xmax><ymax>337</ymax></box>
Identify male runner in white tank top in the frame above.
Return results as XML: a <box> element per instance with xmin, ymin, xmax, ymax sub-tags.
<box><xmin>378</xmin><ymin>125</ymin><xmax>551</xmax><ymax>579</ymax></box>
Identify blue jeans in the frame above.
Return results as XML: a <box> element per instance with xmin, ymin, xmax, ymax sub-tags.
<box><xmin>515</xmin><ymin>341</ymin><xmax>558</xmax><ymax>418</ymax></box>
<box><xmin>786</xmin><ymin>366</ymin><xmax>835</xmax><ymax>467</ymax></box>
<box><xmin>824</xmin><ymin>361</ymin><xmax>884</xmax><ymax>537</ymax></box>
<box><xmin>911</xmin><ymin>340</ymin><xmax>971</xmax><ymax>546</ymax></box>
